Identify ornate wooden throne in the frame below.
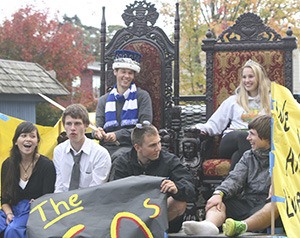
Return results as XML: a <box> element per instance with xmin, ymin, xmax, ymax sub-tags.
<box><xmin>100</xmin><ymin>1</ymin><xmax>181</xmax><ymax>154</ymax></box>
<box><xmin>200</xmin><ymin>12</ymin><xmax>297</xmax><ymax>180</ymax></box>
<box><xmin>182</xmin><ymin>13</ymin><xmax>297</xmax><ymax>218</ymax></box>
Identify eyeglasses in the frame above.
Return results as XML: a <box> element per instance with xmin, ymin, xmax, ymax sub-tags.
<box><xmin>136</xmin><ymin>120</ymin><xmax>151</xmax><ymax>129</ymax></box>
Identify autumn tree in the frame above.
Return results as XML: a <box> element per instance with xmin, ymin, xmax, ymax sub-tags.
<box><xmin>0</xmin><ymin>7</ymin><xmax>95</xmax><ymax>125</ymax></box>
<box><xmin>159</xmin><ymin>0</ymin><xmax>300</xmax><ymax>95</ymax></box>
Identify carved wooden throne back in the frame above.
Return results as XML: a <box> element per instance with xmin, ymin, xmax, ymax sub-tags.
<box><xmin>202</xmin><ymin>12</ymin><xmax>297</xmax><ymax>120</ymax></box>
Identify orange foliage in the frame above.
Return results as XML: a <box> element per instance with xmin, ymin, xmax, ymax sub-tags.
<box><xmin>0</xmin><ymin>6</ymin><xmax>95</xmax><ymax>108</ymax></box>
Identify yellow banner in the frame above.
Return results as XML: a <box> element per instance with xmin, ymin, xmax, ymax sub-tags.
<box><xmin>271</xmin><ymin>82</ymin><xmax>300</xmax><ymax>237</ymax></box>
<box><xmin>0</xmin><ymin>113</ymin><xmax>62</xmax><ymax>165</ymax></box>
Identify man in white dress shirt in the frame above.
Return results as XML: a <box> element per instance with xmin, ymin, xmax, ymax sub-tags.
<box><xmin>53</xmin><ymin>104</ymin><xmax>111</xmax><ymax>192</ymax></box>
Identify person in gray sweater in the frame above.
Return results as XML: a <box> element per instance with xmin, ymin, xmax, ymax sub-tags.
<box><xmin>94</xmin><ymin>49</ymin><xmax>153</xmax><ymax>160</ymax></box>
<box><xmin>183</xmin><ymin>115</ymin><xmax>276</xmax><ymax>236</ymax></box>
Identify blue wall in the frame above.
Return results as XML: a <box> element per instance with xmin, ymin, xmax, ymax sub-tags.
<box><xmin>0</xmin><ymin>95</ymin><xmax>39</xmax><ymax>123</ymax></box>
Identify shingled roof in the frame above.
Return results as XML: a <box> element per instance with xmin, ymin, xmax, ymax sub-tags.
<box><xmin>0</xmin><ymin>59</ymin><xmax>69</xmax><ymax>95</ymax></box>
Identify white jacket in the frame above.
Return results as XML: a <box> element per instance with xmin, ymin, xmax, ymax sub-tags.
<box><xmin>195</xmin><ymin>94</ymin><xmax>264</xmax><ymax>136</ymax></box>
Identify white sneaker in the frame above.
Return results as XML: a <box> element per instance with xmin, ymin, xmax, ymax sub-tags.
<box><xmin>182</xmin><ymin>220</ymin><xmax>219</xmax><ymax>236</ymax></box>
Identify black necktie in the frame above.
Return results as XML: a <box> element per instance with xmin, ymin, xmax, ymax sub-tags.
<box><xmin>69</xmin><ymin>150</ymin><xmax>83</xmax><ymax>191</ymax></box>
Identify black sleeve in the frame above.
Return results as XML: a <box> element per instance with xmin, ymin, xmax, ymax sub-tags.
<box><xmin>41</xmin><ymin>158</ymin><xmax>56</xmax><ymax>195</ymax></box>
<box><xmin>109</xmin><ymin>156</ymin><xmax>132</xmax><ymax>181</ymax></box>
<box><xmin>167</xmin><ymin>154</ymin><xmax>196</xmax><ymax>202</ymax></box>
<box><xmin>1</xmin><ymin>159</ymin><xmax>10</xmax><ymax>205</ymax></box>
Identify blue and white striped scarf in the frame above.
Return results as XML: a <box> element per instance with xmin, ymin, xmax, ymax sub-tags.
<box><xmin>103</xmin><ymin>83</ymin><xmax>138</xmax><ymax>130</ymax></box>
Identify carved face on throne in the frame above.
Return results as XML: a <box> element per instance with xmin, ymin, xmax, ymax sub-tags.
<box><xmin>180</xmin><ymin>138</ymin><xmax>201</xmax><ymax>168</ymax></box>
<box><xmin>182</xmin><ymin>140</ymin><xmax>197</xmax><ymax>160</ymax></box>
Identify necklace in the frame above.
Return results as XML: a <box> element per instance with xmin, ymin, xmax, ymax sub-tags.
<box><xmin>20</xmin><ymin>161</ymin><xmax>33</xmax><ymax>181</ymax></box>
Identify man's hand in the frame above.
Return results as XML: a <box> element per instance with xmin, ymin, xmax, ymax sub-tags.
<box><xmin>160</xmin><ymin>179</ymin><xmax>178</xmax><ymax>194</ymax></box>
<box><xmin>94</xmin><ymin>127</ymin><xmax>107</xmax><ymax>140</ymax></box>
<box><xmin>104</xmin><ymin>132</ymin><xmax>117</xmax><ymax>142</ymax></box>
<box><xmin>205</xmin><ymin>194</ymin><xmax>223</xmax><ymax>212</ymax></box>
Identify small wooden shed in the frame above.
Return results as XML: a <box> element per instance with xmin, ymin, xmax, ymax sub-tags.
<box><xmin>0</xmin><ymin>59</ymin><xmax>69</xmax><ymax>123</ymax></box>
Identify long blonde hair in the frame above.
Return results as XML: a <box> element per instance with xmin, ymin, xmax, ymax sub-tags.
<box><xmin>236</xmin><ymin>60</ymin><xmax>271</xmax><ymax>114</ymax></box>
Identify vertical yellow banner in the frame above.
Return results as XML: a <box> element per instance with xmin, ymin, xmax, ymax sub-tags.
<box><xmin>271</xmin><ymin>82</ymin><xmax>300</xmax><ymax>237</ymax></box>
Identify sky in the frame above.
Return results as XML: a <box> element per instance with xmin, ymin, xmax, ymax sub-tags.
<box><xmin>0</xmin><ymin>0</ymin><xmax>173</xmax><ymax>30</ymax></box>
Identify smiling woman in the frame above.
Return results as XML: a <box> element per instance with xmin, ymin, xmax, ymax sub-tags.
<box><xmin>0</xmin><ymin>121</ymin><xmax>56</xmax><ymax>238</ymax></box>
<box><xmin>194</xmin><ymin>60</ymin><xmax>271</xmax><ymax>171</ymax></box>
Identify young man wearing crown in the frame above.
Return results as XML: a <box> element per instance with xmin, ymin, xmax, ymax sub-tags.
<box><xmin>94</xmin><ymin>50</ymin><xmax>153</xmax><ymax>161</ymax></box>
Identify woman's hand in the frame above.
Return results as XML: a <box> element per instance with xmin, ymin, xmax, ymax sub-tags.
<box><xmin>6</xmin><ymin>212</ymin><xmax>14</xmax><ymax>224</ymax></box>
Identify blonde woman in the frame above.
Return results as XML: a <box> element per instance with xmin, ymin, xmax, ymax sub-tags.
<box><xmin>195</xmin><ymin>60</ymin><xmax>271</xmax><ymax>169</ymax></box>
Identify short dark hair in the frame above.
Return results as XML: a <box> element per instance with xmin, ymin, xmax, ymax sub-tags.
<box><xmin>131</xmin><ymin>123</ymin><xmax>158</xmax><ymax>145</ymax></box>
<box><xmin>62</xmin><ymin>104</ymin><xmax>90</xmax><ymax>126</ymax></box>
<box><xmin>248</xmin><ymin>115</ymin><xmax>271</xmax><ymax>141</ymax></box>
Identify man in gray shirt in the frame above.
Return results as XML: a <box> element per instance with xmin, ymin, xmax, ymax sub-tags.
<box><xmin>94</xmin><ymin>49</ymin><xmax>152</xmax><ymax>160</ymax></box>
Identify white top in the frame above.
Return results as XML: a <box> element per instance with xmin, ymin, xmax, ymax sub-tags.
<box><xmin>53</xmin><ymin>136</ymin><xmax>111</xmax><ymax>193</ymax></box>
<box><xmin>19</xmin><ymin>179</ymin><xmax>28</xmax><ymax>189</ymax></box>
<box><xmin>195</xmin><ymin>94</ymin><xmax>265</xmax><ymax>136</ymax></box>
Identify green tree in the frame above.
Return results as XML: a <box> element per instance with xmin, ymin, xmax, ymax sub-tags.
<box><xmin>62</xmin><ymin>15</ymin><xmax>123</xmax><ymax>57</ymax></box>
<box><xmin>36</xmin><ymin>103</ymin><xmax>62</xmax><ymax>126</ymax></box>
<box><xmin>107</xmin><ymin>25</ymin><xmax>124</xmax><ymax>43</ymax></box>
<box><xmin>63</xmin><ymin>15</ymin><xmax>100</xmax><ymax>57</ymax></box>
<box><xmin>159</xmin><ymin>0</ymin><xmax>300</xmax><ymax>95</ymax></box>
